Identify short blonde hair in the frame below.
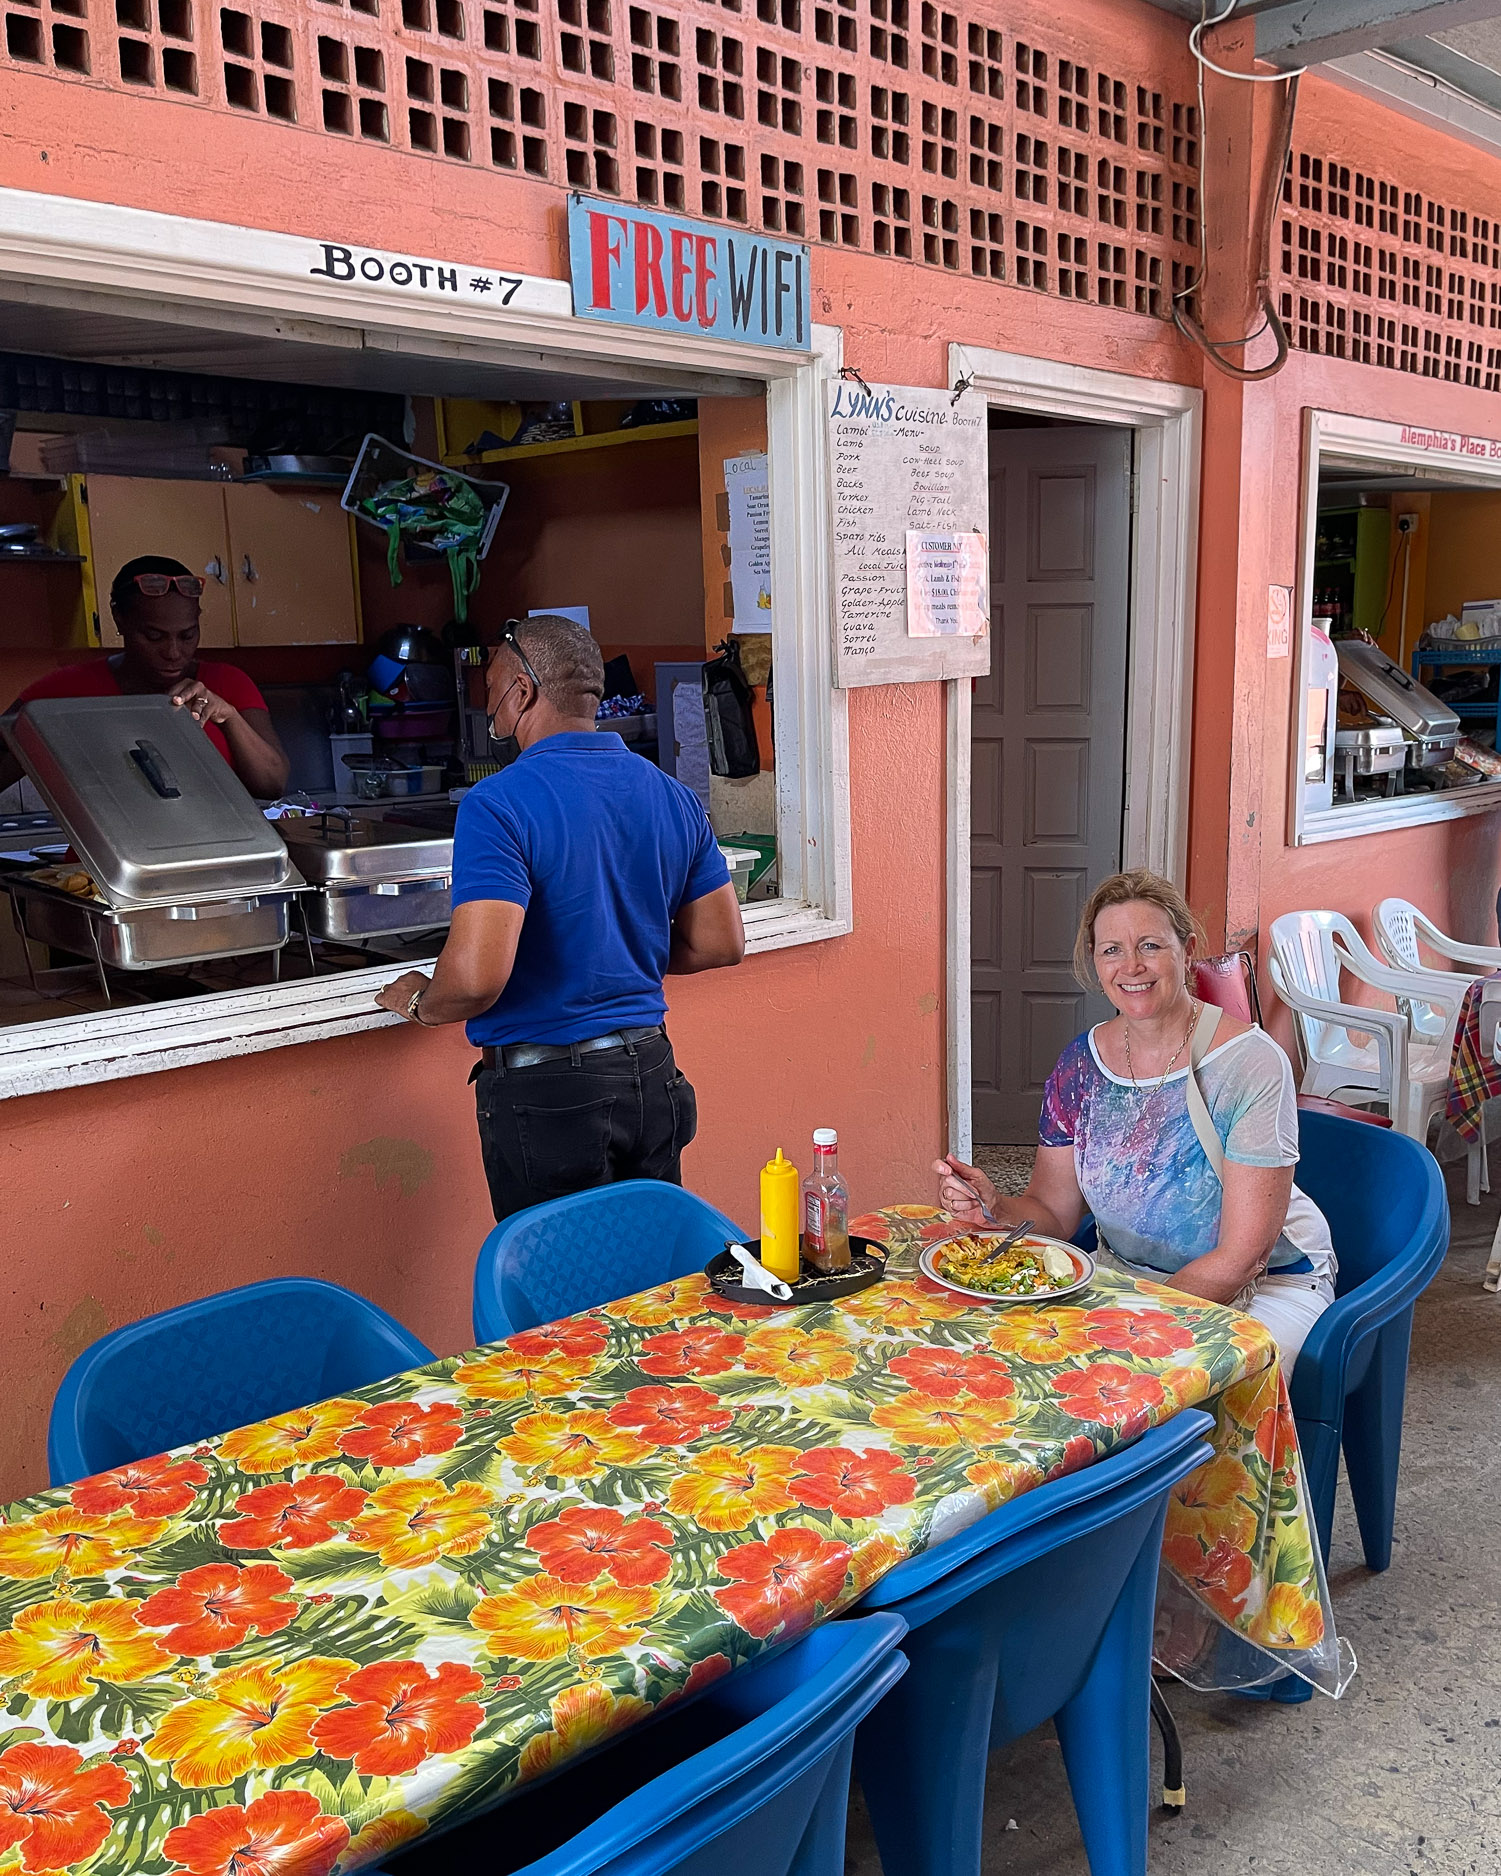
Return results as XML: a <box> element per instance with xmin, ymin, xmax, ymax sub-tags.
<box><xmin>1072</xmin><ymin>870</ymin><xmax>1208</xmax><ymax>990</ymax></box>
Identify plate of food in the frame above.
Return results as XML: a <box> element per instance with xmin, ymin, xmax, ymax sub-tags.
<box><xmin>918</xmin><ymin>1230</ymin><xmax>1096</xmax><ymax>1305</ymax></box>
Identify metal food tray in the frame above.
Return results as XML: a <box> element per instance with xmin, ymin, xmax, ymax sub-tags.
<box><xmin>4</xmin><ymin>875</ymin><xmax>295</xmax><ymax>970</ymax></box>
<box><xmin>277</xmin><ymin>814</ymin><xmax>454</xmax><ymax>884</ymax></box>
<box><xmin>303</xmin><ymin>875</ymin><xmax>453</xmax><ymax>940</ymax></box>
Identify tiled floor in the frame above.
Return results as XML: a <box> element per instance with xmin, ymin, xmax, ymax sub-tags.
<box><xmin>845</xmin><ymin>1155</ymin><xmax>1501</xmax><ymax>1875</ymax></box>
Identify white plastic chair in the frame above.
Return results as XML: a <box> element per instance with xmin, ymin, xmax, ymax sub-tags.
<box><xmin>1374</xmin><ymin>897</ymin><xmax>1501</xmax><ymax>1054</ymax></box>
<box><xmin>1268</xmin><ymin>910</ymin><xmax>1485</xmax><ymax>1202</ymax></box>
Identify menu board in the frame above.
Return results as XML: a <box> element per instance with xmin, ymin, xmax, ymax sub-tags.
<box><xmin>828</xmin><ymin>381</ymin><xmax>990</xmax><ymax>688</ymax></box>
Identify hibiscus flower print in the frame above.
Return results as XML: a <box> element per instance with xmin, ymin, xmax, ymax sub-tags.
<box><xmin>1164</xmin><ymin>1454</ymin><xmax>1260</xmax><ymax>1554</ymax></box>
<box><xmin>346</xmin><ymin>1479</ymin><xmax>492</xmax><ymax>1569</ymax></box>
<box><xmin>218</xmin><ymin>1475</ymin><xmax>368</xmax><ymax>1552</ymax></box>
<box><xmin>667</xmin><ymin>1444</ymin><xmax>800</xmax><ymax>1532</ymax></box>
<box><xmin>0</xmin><ymin>1507</ymin><xmax>167</xmax><ymax>1580</ymax></box>
<box><xmin>0</xmin><ymin>1741</ymin><xmax>131</xmax><ymax>1874</ymax></box>
<box><xmin>887</xmin><ymin>1347</ymin><xmax>1015</xmax><ymax>1402</ymax></box>
<box><xmin>523</xmin><ymin>1504</ymin><xmax>674</xmax><ymax>1586</ymax></box>
<box><xmin>607</xmin><ymin>1384</ymin><xmax>734</xmax><ymax>1444</ymax></box>
<box><xmin>337</xmin><ymin>1400</ymin><xmax>465</xmax><ymax>1467</ymax></box>
<box><xmin>454</xmin><ymin>1347</ymin><xmax>594</xmax><ymax>1402</ymax></box>
<box><xmin>471</xmin><ymin>1573</ymin><xmax>658</xmax><ymax>1662</ymax></box>
<box><xmin>737</xmin><ymin>1326</ymin><xmax>858</xmax><ymax>1386</ymax></box>
<box><xmin>0</xmin><ymin>1596</ymin><xmax>174</xmax><ymax>1699</ymax></box>
<box><xmin>217</xmin><ymin>1397</ymin><xmax>365</xmax><ymax>1474</ymax></box>
<box><xmin>964</xmin><ymin>1456</ymin><xmax>1043</xmax><ymax>1503</ymax></box>
<box><xmin>311</xmin><ymin>1659</ymin><xmax>485</xmax><ymax>1775</ymax></box>
<box><xmin>517</xmin><ymin>1680</ymin><xmax>653</xmax><ymax>1781</ymax></box>
<box><xmin>608</xmin><ymin>1281</ymin><xmax>702</xmax><ymax>1328</ymax></box>
<box><xmin>69</xmin><ymin>1453</ymin><xmax>208</xmax><ymax>1519</ymax></box>
<box><xmin>508</xmin><ymin>1319</ymin><xmax>610</xmax><ymax>1361</ymax></box>
<box><xmin>635</xmin><ymin>1326</ymin><xmax>743</xmax><ymax>1378</ymax></box>
<box><xmin>1081</xmin><ymin>1307</ymin><xmax>1195</xmax><ymax>1360</ymax></box>
<box><xmin>1051</xmin><ymin>1362</ymin><xmax>1166</xmax><ymax>1433</ymax></box>
<box><xmin>1251</xmin><ymin>1584</ymin><xmax>1325</xmax><ymax>1650</ymax></box>
<box><xmin>161</xmin><ymin>1788</ymin><xmax>348</xmax><ymax>1876</ymax></box>
<box><xmin>136</xmin><ymin>1562</ymin><xmax>298</xmax><ymax>1656</ymax></box>
<box><xmin>790</xmin><ymin>1447</ymin><xmax>916</xmax><ymax>1518</ymax></box>
<box><xmin>498</xmin><ymin>1410</ymin><xmax>653</xmax><ymax>1481</ymax></box>
<box><xmin>343</xmin><ymin>1812</ymin><xmax>428</xmax><ymax>1867</ymax></box>
<box><xmin>869</xmin><ymin>1392</ymin><xmax>1017</xmax><ymax>1449</ymax></box>
<box><xmin>714</xmin><ymin>1528</ymin><xmax>853</xmax><ymax>1639</ymax></box>
<box><xmin>987</xmin><ymin>1308</ymin><xmax>1099</xmax><ymax>1365</ymax></box>
<box><xmin>146</xmin><ymin>1655</ymin><xmax>354</xmax><ymax>1788</ymax></box>
<box><xmin>1160</xmin><ymin>1533</ymin><xmax>1254</xmax><ymax>1617</ymax></box>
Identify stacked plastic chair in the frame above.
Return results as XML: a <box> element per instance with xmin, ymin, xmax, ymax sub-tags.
<box><xmin>472</xmin><ymin>1179</ymin><xmax>746</xmax><ymax>1341</ymax></box>
<box><xmin>366</xmin><ymin>1615</ymin><xmax>908</xmax><ymax>1876</ymax></box>
<box><xmin>47</xmin><ymin>1277</ymin><xmax>435</xmax><ymax>1484</ymax></box>
<box><xmin>848</xmin><ymin>1408</ymin><xmax>1216</xmax><ymax>1876</ymax></box>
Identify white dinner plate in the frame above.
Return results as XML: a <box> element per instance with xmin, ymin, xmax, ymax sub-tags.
<box><xmin>918</xmin><ymin>1234</ymin><xmax>1097</xmax><ymax>1306</ymax></box>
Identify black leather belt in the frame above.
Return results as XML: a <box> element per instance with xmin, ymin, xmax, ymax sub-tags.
<box><xmin>480</xmin><ymin>1025</ymin><xmax>664</xmax><ymax>1071</ymax></box>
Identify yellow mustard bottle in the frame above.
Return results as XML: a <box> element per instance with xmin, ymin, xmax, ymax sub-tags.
<box><xmin>760</xmin><ymin>1148</ymin><xmax>802</xmax><ymax>1282</ymax></box>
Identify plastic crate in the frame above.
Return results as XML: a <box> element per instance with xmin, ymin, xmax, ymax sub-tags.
<box><xmin>340</xmin><ymin>434</ymin><xmax>508</xmax><ymax>562</ymax></box>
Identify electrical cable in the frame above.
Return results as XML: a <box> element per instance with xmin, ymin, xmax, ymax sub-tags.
<box><xmin>1377</xmin><ymin>528</ymin><xmax>1413</xmax><ymax>638</ymax></box>
<box><xmin>1171</xmin><ymin>0</ymin><xmax>1302</xmax><ymax>381</ymax></box>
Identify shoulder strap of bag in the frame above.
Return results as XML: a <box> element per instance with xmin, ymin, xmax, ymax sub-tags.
<box><xmin>1183</xmin><ymin>1000</ymin><xmax>1225</xmax><ymax>1182</ymax></box>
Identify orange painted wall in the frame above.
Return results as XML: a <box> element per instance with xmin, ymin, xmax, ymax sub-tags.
<box><xmin>7</xmin><ymin>21</ymin><xmax>1501</xmax><ymax>1499</ymax></box>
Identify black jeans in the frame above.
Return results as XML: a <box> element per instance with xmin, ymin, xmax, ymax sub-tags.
<box><xmin>471</xmin><ymin>1030</ymin><xmax>698</xmax><ymax>1221</ymax></box>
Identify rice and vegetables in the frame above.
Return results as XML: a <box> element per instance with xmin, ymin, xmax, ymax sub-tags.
<box><xmin>934</xmin><ymin>1234</ymin><xmax>1080</xmax><ymax>1298</ymax></box>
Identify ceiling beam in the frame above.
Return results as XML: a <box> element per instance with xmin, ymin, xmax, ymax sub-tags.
<box><xmin>1255</xmin><ymin>0</ymin><xmax>1501</xmax><ymax>69</ymax></box>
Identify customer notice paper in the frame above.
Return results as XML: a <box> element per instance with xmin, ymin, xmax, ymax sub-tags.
<box><xmin>828</xmin><ymin>381</ymin><xmax>990</xmax><ymax>688</ymax></box>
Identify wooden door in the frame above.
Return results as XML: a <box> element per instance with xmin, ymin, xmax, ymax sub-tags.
<box><xmin>83</xmin><ymin>476</ymin><xmax>234</xmax><ymax>647</ymax></box>
<box><xmin>224</xmin><ymin>484</ymin><xmax>359</xmax><ymax>645</ymax></box>
<box><xmin>971</xmin><ymin>426</ymin><xmax>1131</xmax><ymax>1144</ymax></box>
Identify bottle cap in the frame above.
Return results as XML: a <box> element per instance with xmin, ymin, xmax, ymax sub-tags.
<box><xmin>812</xmin><ymin>1128</ymin><xmax>837</xmax><ymax>1146</ymax></box>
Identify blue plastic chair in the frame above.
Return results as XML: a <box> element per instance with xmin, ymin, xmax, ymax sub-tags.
<box><xmin>1288</xmin><ymin>1110</ymin><xmax>1448</xmax><ymax>1574</ymax></box>
<box><xmin>472</xmin><ymin>1179</ymin><xmax>748</xmax><ymax>1341</ymax></box>
<box><xmin>48</xmin><ymin>1277</ymin><xmax>436</xmax><ymax>1485</ymax></box>
<box><xmin>367</xmin><ymin>1613</ymin><xmax>908</xmax><ymax>1876</ymax></box>
<box><xmin>848</xmin><ymin>1408</ymin><xmax>1216</xmax><ymax>1876</ymax></box>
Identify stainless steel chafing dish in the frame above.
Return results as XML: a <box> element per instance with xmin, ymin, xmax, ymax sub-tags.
<box><xmin>1334</xmin><ymin>722</ymin><xmax>1407</xmax><ymax>799</ymax></box>
<box><xmin>0</xmin><ymin>694</ymin><xmax>303</xmax><ymax>976</ymax></box>
<box><xmin>276</xmin><ymin>810</ymin><xmax>453</xmax><ymax>940</ymax></box>
<box><xmin>1336</xmin><ymin>639</ymin><xmax>1461</xmax><ymax>772</ymax></box>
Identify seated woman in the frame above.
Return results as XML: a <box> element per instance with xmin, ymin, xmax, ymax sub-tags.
<box><xmin>936</xmin><ymin>869</ymin><xmax>1335</xmax><ymax>1371</ymax></box>
<box><xmin>0</xmin><ymin>555</ymin><xmax>288</xmax><ymax>798</ymax></box>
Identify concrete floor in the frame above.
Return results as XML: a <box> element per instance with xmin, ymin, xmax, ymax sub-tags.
<box><xmin>846</xmin><ymin>1156</ymin><xmax>1501</xmax><ymax>1876</ymax></box>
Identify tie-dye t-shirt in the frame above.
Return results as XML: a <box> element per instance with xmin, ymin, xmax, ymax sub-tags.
<box><xmin>1038</xmin><ymin>1025</ymin><xmax>1335</xmax><ymax>1277</ymax></box>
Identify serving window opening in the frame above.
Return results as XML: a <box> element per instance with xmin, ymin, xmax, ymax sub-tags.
<box><xmin>0</xmin><ymin>327</ymin><xmax>781</xmax><ymax>1040</ymax></box>
<box><xmin>1296</xmin><ymin>418</ymin><xmax>1501</xmax><ymax>842</ymax></box>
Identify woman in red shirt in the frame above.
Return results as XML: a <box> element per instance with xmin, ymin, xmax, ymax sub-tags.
<box><xmin>0</xmin><ymin>555</ymin><xmax>289</xmax><ymax>797</ymax></box>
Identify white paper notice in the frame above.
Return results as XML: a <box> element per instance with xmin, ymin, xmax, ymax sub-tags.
<box><xmin>724</xmin><ymin>452</ymin><xmax>773</xmax><ymax>633</ymax></box>
<box><xmin>906</xmin><ymin>531</ymin><xmax>988</xmax><ymax>637</ymax></box>
<box><xmin>1267</xmin><ymin>584</ymin><xmax>1291</xmax><ymax>659</ymax></box>
<box><xmin>828</xmin><ymin>381</ymin><xmax>989</xmax><ymax>687</ymax></box>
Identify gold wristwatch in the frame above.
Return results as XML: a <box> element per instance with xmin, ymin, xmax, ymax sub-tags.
<box><xmin>405</xmin><ymin>987</ymin><xmax>427</xmax><ymax>1024</ymax></box>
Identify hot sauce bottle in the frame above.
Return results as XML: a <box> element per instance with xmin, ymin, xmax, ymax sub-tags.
<box><xmin>801</xmin><ymin>1128</ymin><xmax>851</xmax><ymax>1273</ymax></box>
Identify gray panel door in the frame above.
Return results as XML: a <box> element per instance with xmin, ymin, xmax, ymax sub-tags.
<box><xmin>971</xmin><ymin>425</ymin><xmax>1131</xmax><ymax>1144</ymax></box>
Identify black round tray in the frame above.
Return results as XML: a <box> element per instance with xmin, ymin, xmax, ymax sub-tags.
<box><xmin>704</xmin><ymin>1237</ymin><xmax>886</xmax><ymax>1307</ymax></box>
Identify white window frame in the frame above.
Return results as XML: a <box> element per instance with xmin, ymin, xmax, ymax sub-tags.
<box><xmin>941</xmin><ymin>343</ymin><xmax>1202</xmax><ymax>1161</ymax></box>
<box><xmin>0</xmin><ymin>189</ymin><xmax>850</xmax><ymax>1099</ymax></box>
<box><xmin>1292</xmin><ymin>407</ymin><xmax>1501</xmax><ymax>846</ymax></box>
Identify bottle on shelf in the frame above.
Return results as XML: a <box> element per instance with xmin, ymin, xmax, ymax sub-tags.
<box><xmin>802</xmin><ymin>1128</ymin><xmax>851</xmax><ymax>1274</ymax></box>
<box><xmin>759</xmin><ymin>1147</ymin><xmax>802</xmax><ymax>1283</ymax></box>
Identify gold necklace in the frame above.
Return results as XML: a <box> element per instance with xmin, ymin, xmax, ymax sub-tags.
<box><xmin>1122</xmin><ymin>999</ymin><xmax>1200</xmax><ymax>1091</ymax></box>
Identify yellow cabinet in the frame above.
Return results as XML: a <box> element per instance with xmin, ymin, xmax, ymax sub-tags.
<box><xmin>81</xmin><ymin>475</ymin><xmax>237</xmax><ymax>647</ymax></box>
<box><xmin>224</xmin><ymin>484</ymin><xmax>359</xmax><ymax>647</ymax></box>
<box><xmin>77</xmin><ymin>476</ymin><xmax>360</xmax><ymax>648</ymax></box>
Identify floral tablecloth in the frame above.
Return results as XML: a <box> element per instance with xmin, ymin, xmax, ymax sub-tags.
<box><xmin>0</xmin><ymin>1209</ymin><xmax>1347</xmax><ymax>1876</ymax></box>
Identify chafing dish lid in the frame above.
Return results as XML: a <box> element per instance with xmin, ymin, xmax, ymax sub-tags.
<box><xmin>276</xmin><ymin>812</ymin><xmax>454</xmax><ymax>883</ymax></box>
<box><xmin>1336</xmin><ymin>640</ymin><xmax>1460</xmax><ymax>740</ymax></box>
<box><xmin>1</xmin><ymin>695</ymin><xmax>301</xmax><ymax>908</ymax></box>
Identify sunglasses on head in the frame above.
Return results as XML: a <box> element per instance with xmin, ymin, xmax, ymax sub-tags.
<box><xmin>493</xmin><ymin>619</ymin><xmax>543</xmax><ymax>691</ymax></box>
<box><xmin>127</xmin><ymin>573</ymin><xmax>204</xmax><ymax>599</ymax></box>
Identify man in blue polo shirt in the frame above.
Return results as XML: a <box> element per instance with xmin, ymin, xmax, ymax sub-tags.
<box><xmin>376</xmin><ymin>613</ymin><xmax>745</xmax><ymax>1218</ymax></box>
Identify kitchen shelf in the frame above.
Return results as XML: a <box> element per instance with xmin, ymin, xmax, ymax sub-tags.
<box><xmin>442</xmin><ymin>419</ymin><xmax>699</xmax><ymax>467</ymax></box>
<box><xmin>0</xmin><ymin>553</ymin><xmax>84</xmax><ymax>566</ymax></box>
<box><xmin>1414</xmin><ymin>644</ymin><xmax>1501</xmax><ymax>663</ymax></box>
